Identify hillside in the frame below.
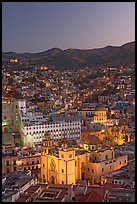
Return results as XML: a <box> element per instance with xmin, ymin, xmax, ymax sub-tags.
<box><xmin>2</xmin><ymin>41</ymin><xmax>135</xmax><ymax>70</ymax></box>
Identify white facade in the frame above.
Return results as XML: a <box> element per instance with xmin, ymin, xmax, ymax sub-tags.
<box><xmin>20</xmin><ymin>112</ymin><xmax>43</xmax><ymax>123</ymax></box>
<box><xmin>19</xmin><ymin>115</ymin><xmax>81</xmax><ymax>146</ymax></box>
<box><xmin>18</xmin><ymin>100</ymin><xmax>81</xmax><ymax>146</ymax></box>
<box><xmin>18</xmin><ymin>99</ymin><xmax>27</xmax><ymax>114</ymax></box>
<box><xmin>77</xmin><ymin>108</ymin><xmax>94</xmax><ymax>117</ymax></box>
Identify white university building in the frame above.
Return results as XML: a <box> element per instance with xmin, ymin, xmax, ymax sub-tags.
<box><xmin>17</xmin><ymin>99</ymin><xmax>81</xmax><ymax>146</ymax></box>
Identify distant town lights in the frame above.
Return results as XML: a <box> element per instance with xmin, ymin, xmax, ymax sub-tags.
<box><xmin>10</xmin><ymin>59</ymin><xmax>18</xmax><ymax>63</ymax></box>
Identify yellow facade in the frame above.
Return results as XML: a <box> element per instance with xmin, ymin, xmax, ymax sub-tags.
<box><xmin>2</xmin><ymin>154</ymin><xmax>41</xmax><ymax>175</ymax></box>
<box><xmin>41</xmin><ymin>137</ymin><xmax>128</xmax><ymax>185</ymax></box>
<box><xmin>41</xmin><ymin>147</ymin><xmax>76</xmax><ymax>184</ymax></box>
<box><xmin>94</xmin><ymin>110</ymin><xmax>107</xmax><ymax>123</ymax></box>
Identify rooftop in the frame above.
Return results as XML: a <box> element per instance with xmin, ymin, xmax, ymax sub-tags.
<box><xmin>95</xmin><ymin>104</ymin><xmax>107</xmax><ymax>111</ymax></box>
<box><xmin>82</xmin><ymin>134</ymin><xmax>102</xmax><ymax>145</ymax></box>
<box><xmin>15</xmin><ymin>183</ymin><xmax>108</xmax><ymax>202</ymax></box>
<box><xmin>2</xmin><ymin>171</ymin><xmax>34</xmax><ymax>200</ymax></box>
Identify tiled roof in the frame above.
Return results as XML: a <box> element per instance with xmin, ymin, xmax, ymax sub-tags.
<box><xmin>16</xmin><ymin>195</ymin><xmax>30</xmax><ymax>202</ymax></box>
<box><xmin>77</xmin><ymin>187</ymin><xmax>105</xmax><ymax>202</ymax></box>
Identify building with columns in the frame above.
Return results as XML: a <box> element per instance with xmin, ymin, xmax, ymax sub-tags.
<box><xmin>17</xmin><ymin>100</ymin><xmax>81</xmax><ymax>146</ymax></box>
<box><xmin>94</xmin><ymin>104</ymin><xmax>107</xmax><ymax>123</ymax></box>
<box><xmin>41</xmin><ymin>135</ymin><xmax>76</xmax><ymax>185</ymax></box>
<box><xmin>41</xmin><ymin>134</ymin><xmax>128</xmax><ymax>185</ymax></box>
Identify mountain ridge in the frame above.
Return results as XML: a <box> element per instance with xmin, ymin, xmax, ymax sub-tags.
<box><xmin>2</xmin><ymin>41</ymin><xmax>135</xmax><ymax>70</ymax></box>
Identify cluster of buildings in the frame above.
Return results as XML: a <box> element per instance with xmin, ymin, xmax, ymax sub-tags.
<box><xmin>2</xmin><ymin>64</ymin><xmax>135</xmax><ymax>202</ymax></box>
<box><xmin>2</xmin><ymin>134</ymin><xmax>135</xmax><ymax>202</ymax></box>
<box><xmin>3</xmin><ymin>172</ymin><xmax>110</xmax><ymax>202</ymax></box>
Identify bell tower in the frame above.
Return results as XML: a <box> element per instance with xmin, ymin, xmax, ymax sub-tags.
<box><xmin>59</xmin><ymin>146</ymin><xmax>76</xmax><ymax>184</ymax></box>
<box><xmin>41</xmin><ymin>132</ymin><xmax>54</xmax><ymax>183</ymax></box>
<box><xmin>41</xmin><ymin>132</ymin><xmax>53</xmax><ymax>155</ymax></box>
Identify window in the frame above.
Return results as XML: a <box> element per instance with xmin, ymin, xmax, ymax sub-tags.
<box><xmin>13</xmin><ymin>160</ymin><xmax>16</xmax><ymax>165</ymax></box>
<box><xmin>119</xmin><ymin>181</ymin><xmax>121</xmax><ymax>184</ymax></box>
<box><xmin>14</xmin><ymin>166</ymin><xmax>16</xmax><ymax>171</ymax></box>
<box><xmin>28</xmin><ymin>167</ymin><xmax>30</xmax><ymax>170</ymax></box>
<box><xmin>92</xmin><ymin>169</ymin><xmax>94</xmax><ymax>173</ymax></box>
<box><xmin>24</xmin><ymin>167</ymin><xmax>26</xmax><ymax>170</ymax></box>
<box><xmin>115</xmin><ymin>180</ymin><xmax>117</xmax><ymax>184</ymax></box>
<box><xmin>62</xmin><ymin>181</ymin><xmax>64</xmax><ymax>184</ymax></box>
<box><xmin>102</xmin><ymin>168</ymin><xmax>104</xmax><ymax>172</ymax></box>
<box><xmin>110</xmin><ymin>166</ymin><xmax>111</xmax><ymax>170</ymax></box>
<box><xmin>43</xmin><ymin>164</ymin><xmax>45</xmax><ymax>167</ymax></box>
<box><xmin>6</xmin><ymin>161</ymin><xmax>9</xmax><ymax>166</ymax></box>
<box><xmin>37</xmin><ymin>160</ymin><xmax>39</xmax><ymax>164</ymax></box>
<box><xmin>36</xmin><ymin>166</ymin><xmax>38</xmax><ymax>170</ymax></box>
<box><xmin>105</xmin><ymin>155</ymin><xmax>108</xmax><ymax>160</ymax></box>
<box><xmin>27</xmin><ymin>162</ymin><xmax>29</xmax><ymax>165</ymax></box>
<box><xmin>62</xmin><ymin>169</ymin><xmax>64</xmax><ymax>173</ymax></box>
<box><xmin>32</xmin><ymin>161</ymin><xmax>34</xmax><ymax>165</ymax></box>
<box><xmin>43</xmin><ymin>175</ymin><xmax>45</xmax><ymax>178</ymax></box>
<box><xmin>32</xmin><ymin>166</ymin><xmax>34</xmax><ymax>170</ymax></box>
<box><xmin>112</xmin><ymin>152</ymin><xmax>113</xmax><ymax>158</ymax></box>
<box><xmin>22</xmin><ymin>162</ymin><xmax>24</xmax><ymax>165</ymax></box>
<box><xmin>120</xmin><ymin>161</ymin><xmax>121</xmax><ymax>165</ymax></box>
<box><xmin>125</xmin><ymin>160</ymin><xmax>126</xmax><ymax>163</ymax></box>
<box><xmin>88</xmin><ymin>168</ymin><xmax>90</xmax><ymax>172</ymax></box>
<box><xmin>92</xmin><ymin>146</ymin><xmax>94</xmax><ymax>150</ymax></box>
<box><xmin>6</xmin><ymin>168</ymin><xmax>10</xmax><ymax>173</ymax></box>
<box><xmin>75</xmin><ymin>161</ymin><xmax>77</xmax><ymax>166</ymax></box>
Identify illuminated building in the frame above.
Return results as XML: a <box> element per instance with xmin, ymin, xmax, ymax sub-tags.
<box><xmin>2</xmin><ymin>152</ymin><xmax>41</xmax><ymax>176</ymax></box>
<box><xmin>41</xmin><ymin>136</ymin><xmax>76</xmax><ymax>184</ymax></box>
<box><xmin>41</xmin><ymin>135</ymin><xmax>128</xmax><ymax>185</ymax></box>
<box><xmin>17</xmin><ymin>100</ymin><xmax>81</xmax><ymax>146</ymax></box>
<box><xmin>94</xmin><ymin>104</ymin><xmax>107</xmax><ymax>123</ymax></box>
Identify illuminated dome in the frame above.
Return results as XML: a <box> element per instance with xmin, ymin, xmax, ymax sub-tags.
<box><xmin>83</xmin><ymin>135</ymin><xmax>102</xmax><ymax>145</ymax></box>
<box><xmin>95</xmin><ymin>104</ymin><xmax>106</xmax><ymax>111</ymax></box>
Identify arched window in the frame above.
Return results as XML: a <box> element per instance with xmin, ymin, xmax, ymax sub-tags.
<box><xmin>51</xmin><ymin>176</ymin><xmax>55</xmax><ymax>184</ymax></box>
<box><xmin>81</xmin><ymin>172</ymin><xmax>85</xmax><ymax>180</ymax></box>
<box><xmin>51</xmin><ymin>164</ymin><xmax>55</xmax><ymax>171</ymax></box>
<box><xmin>50</xmin><ymin>160</ymin><xmax>56</xmax><ymax>172</ymax></box>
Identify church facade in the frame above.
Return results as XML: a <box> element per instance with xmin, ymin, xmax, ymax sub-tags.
<box><xmin>41</xmin><ymin>135</ymin><xmax>128</xmax><ymax>185</ymax></box>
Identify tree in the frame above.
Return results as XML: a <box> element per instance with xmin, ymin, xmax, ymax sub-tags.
<box><xmin>13</xmin><ymin>92</ymin><xmax>23</xmax><ymax>99</ymax></box>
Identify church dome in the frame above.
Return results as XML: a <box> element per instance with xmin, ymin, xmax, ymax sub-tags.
<box><xmin>95</xmin><ymin>104</ymin><xmax>106</xmax><ymax>111</ymax></box>
<box><xmin>83</xmin><ymin>135</ymin><xmax>102</xmax><ymax>145</ymax></box>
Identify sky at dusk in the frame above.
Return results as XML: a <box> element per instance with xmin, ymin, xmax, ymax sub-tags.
<box><xmin>2</xmin><ymin>2</ymin><xmax>135</xmax><ymax>53</ymax></box>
